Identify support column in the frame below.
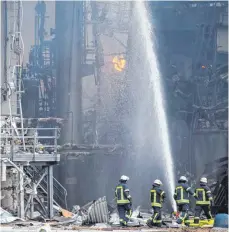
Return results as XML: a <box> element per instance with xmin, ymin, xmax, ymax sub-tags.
<box><xmin>18</xmin><ymin>165</ymin><xmax>24</xmax><ymax>218</ymax></box>
<box><xmin>47</xmin><ymin>165</ymin><xmax>53</xmax><ymax>218</ymax></box>
<box><xmin>30</xmin><ymin>196</ymin><xmax>34</xmax><ymax>219</ymax></box>
<box><xmin>1</xmin><ymin>160</ymin><xmax>6</xmax><ymax>181</ymax></box>
<box><xmin>56</xmin><ymin>1</ymin><xmax>82</xmax><ymax>145</ymax></box>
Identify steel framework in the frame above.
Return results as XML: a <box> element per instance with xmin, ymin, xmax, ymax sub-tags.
<box><xmin>23</xmin><ymin>0</ymin><xmax>56</xmax><ymax>118</ymax></box>
<box><xmin>0</xmin><ymin>124</ymin><xmax>65</xmax><ymax>218</ymax></box>
<box><xmin>148</xmin><ymin>2</ymin><xmax>228</xmax><ymax>176</ymax></box>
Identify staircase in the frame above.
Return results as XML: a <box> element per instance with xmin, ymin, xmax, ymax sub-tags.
<box><xmin>24</xmin><ymin>165</ymin><xmax>68</xmax><ymax>216</ymax></box>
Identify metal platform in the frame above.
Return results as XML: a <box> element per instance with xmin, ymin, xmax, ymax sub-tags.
<box><xmin>1</xmin><ymin>153</ymin><xmax>60</xmax><ymax>165</ymax></box>
<box><xmin>58</xmin><ymin>143</ymin><xmax>123</xmax><ymax>157</ymax></box>
<box><xmin>1</xmin><ymin>126</ymin><xmax>64</xmax><ymax>220</ymax></box>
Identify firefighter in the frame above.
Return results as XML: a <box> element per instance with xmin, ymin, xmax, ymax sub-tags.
<box><xmin>147</xmin><ymin>179</ymin><xmax>166</xmax><ymax>227</ymax></box>
<box><xmin>115</xmin><ymin>175</ymin><xmax>132</xmax><ymax>227</ymax></box>
<box><xmin>174</xmin><ymin>176</ymin><xmax>195</xmax><ymax>224</ymax></box>
<box><xmin>194</xmin><ymin>177</ymin><xmax>213</xmax><ymax>224</ymax></box>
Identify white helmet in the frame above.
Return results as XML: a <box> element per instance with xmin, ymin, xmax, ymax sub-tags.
<box><xmin>200</xmin><ymin>177</ymin><xmax>207</xmax><ymax>183</ymax></box>
<box><xmin>120</xmin><ymin>175</ymin><xmax>129</xmax><ymax>181</ymax></box>
<box><xmin>179</xmin><ymin>176</ymin><xmax>187</xmax><ymax>182</ymax></box>
<box><xmin>154</xmin><ymin>179</ymin><xmax>162</xmax><ymax>186</ymax></box>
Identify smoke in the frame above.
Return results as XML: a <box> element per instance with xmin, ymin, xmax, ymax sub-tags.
<box><xmin>55</xmin><ymin>1</ymin><xmax>228</xmax><ymax>211</ymax></box>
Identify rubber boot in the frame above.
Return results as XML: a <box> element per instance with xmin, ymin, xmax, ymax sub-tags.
<box><xmin>146</xmin><ymin>219</ymin><xmax>153</xmax><ymax>228</ymax></box>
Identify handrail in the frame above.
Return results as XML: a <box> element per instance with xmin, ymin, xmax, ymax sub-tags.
<box><xmin>31</xmin><ymin>166</ymin><xmax>67</xmax><ymax>198</ymax></box>
<box><xmin>42</xmin><ymin>176</ymin><xmax>68</xmax><ymax>209</ymax></box>
<box><xmin>1</xmin><ymin>127</ymin><xmax>59</xmax><ymax>154</ymax></box>
<box><xmin>1</xmin><ymin>127</ymin><xmax>59</xmax><ymax>130</ymax></box>
<box><xmin>2</xmin><ymin>145</ymin><xmax>57</xmax><ymax>148</ymax></box>
<box><xmin>1</xmin><ymin>136</ymin><xmax>57</xmax><ymax>139</ymax></box>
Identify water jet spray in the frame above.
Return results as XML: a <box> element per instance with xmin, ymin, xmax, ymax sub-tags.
<box><xmin>134</xmin><ymin>1</ymin><xmax>177</xmax><ymax>211</ymax></box>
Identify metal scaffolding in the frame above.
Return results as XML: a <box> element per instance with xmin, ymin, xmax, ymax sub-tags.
<box><xmin>1</xmin><ymin>1</ymin><xmax>63</xmax><ymax>219</ymax></box>
<box><xmin>22</xmin><ymin>1</ymin><xmax>56</xmax><ymax>118</ymax></box>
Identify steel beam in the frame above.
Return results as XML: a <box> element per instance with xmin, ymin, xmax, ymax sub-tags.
<box><xmin>1</xmin><ymin>154</ymin><xmax>60</xmax><ymax>163</ymax></box>
<box><xmin>47</xmin><ymin>165</ymin><xmax>54</xmax><ymax>218</ymax></box>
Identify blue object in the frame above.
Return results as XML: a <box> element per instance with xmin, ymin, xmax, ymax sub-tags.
<box><xmin>214</xmin><ymin>213</ymin><xmax>229</xmax><ymax>228</ymax></box>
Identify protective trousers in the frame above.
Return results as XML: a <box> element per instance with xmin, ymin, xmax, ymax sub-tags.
<box><xmin>117</xmin><ymin>204</ymin><xmax>132</xmax><ymax>226</ymax></box>
<box><xmin>177</xmin><ymin>204</ymin><xmax>189</xmax><ymax>224</ymax></box>
<box><xmin>194</xmin><ymin>205</ymin><xmax>212</xmax><ymax>224</ymax></box>
<box><xmin>148</xmin><ymin>207</ymin><xmax>162</xmax><ymax>227</ymax></box>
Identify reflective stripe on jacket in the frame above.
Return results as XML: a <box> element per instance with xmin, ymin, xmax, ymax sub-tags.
<box><xmin>174</xmin><ymin>183</ymin><xmax>194</xmax><ymax>205</ymax></box>
<box><xmin>115</xmin><ymin>184</ymin><xmax>130</xmax><ymax>205</ymax></box>
<box><xmin>150</xmin><ymin>187</ymin><xmax>165</xmax><ymax>208</ymax></box>
<box><xmin>195</xmin><ymin>185</ymin><xmax>213</xmax><ymax>205</ymax></box>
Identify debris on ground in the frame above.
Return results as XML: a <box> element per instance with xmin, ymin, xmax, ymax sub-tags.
<box><xmin>129</xmin><ymin>206</ymin><xmax>147</xmax><ymax>226</ymax></box>
<box><xmin>90</xmin><ymin>223</ymin><xmax>112</xmax><ymax>228</ymax></box>
<box><xmin>0</xmin><ymin>207</ymin><xmax>24</xmax><ymax>224</ymax></box>
<box><xmin>84</xmin><ymin>196</ymin><xmax>109</xmax><ymax>224</ymax></box>
<box><xmin>37</xmin><ymin>223</ymin><xmax>51</xmax><ymax>232</ymax></box>
<box><xmin>109</xmin><ymin>211</ymin><xmax>119</xmax><ymax>225</ymax></box>
<box><xmin>1</xmin><ymin>197</ymin><xmax>223</xmax><ymax>231</ymax></box>
<box><xmin>14</xmin><ymin>221</ymin><xmax>42</xmax><ymax>227</ymax></box>
<box><xmin>53</xmin><ymin>205</ymin><xmax>74</xmax><ymax>218</ymax></box>
<box><xmin>51</xmin><ymin>216</ymin><xmax>80</xmax><ymax>226</ymax></box>
<box><xmin>49</xmin><ymin>196</ymin><xmax>110</xmax><ymax>227</ymax></box>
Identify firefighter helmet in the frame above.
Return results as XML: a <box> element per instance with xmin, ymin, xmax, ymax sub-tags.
<box><xmin>154</xmin><ymin>179</ymin><xmax>162</xmax><ymax>186</ymax></box>
<box><xmin>179</xmin><ymin>176</ymin><xmax>187</xmax><ymax>182</ymax></box>
<box><xmin>200</xmin><ymin>177</ymin><xmax>207</xmax><ymax>183</ymax></box>
<box><xmin>120</xmin><ymin>175</ymin><xmax>129</xmax><ymax>181</ymax></box>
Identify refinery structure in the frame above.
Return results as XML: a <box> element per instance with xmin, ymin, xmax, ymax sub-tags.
<box><xmin>0</xmin><ymin>1</ymin><xmax>228</xmax><ymax>230</ymax></box>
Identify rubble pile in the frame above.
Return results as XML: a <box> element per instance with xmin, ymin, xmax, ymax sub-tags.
<box><xmin>1</xmin><ymin>197</ymin><xmax>228</xmax><ymax>231</ymax></box>
<box><xmin>0</xmin><ymin>207</ymin><xmax>23</xmax><ymax>224</ymax></box>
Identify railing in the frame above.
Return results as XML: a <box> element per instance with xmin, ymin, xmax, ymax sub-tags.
<box><xmin>1</xmin><ymin>127</ymin><xmax>59</xmax><ymax>155</ymax></box>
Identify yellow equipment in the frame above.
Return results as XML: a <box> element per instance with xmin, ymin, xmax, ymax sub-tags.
<box><xmin>189</xmin><ymin>219</ymin><xmax>214</xmax><ymax>227</ymax></box>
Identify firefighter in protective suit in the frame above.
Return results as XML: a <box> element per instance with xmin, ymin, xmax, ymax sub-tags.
<box><xmin>174</xmin><ymin>176</ymin><xmax>195</xmax><ymax>224</ymax></box>
<box><xmin>147</xmin><ymin>179</ymin><xmax>166</xmax><ymax>227</ymax></box>
<box><xmin>115</xmin><ymin>175</ymin><xmax>132</xmax><ymax>226</ymax></box>
<box><xmin>194</xmin><ymin>177</ymin><xmax>213</xmax><ymax>224</ymax></box>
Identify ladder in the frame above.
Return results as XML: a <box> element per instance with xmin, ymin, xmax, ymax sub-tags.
<box><xmin>6</xmin><ymin>0</ymin><xmax>25</xmax><ymax>150</ymax></box>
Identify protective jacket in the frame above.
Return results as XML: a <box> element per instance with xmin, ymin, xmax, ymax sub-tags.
<box><xmin>150</xmin><ymin>185</ymin><xmax>166</xmax><ymax>208</ymax></box>
<box><xmin>195</xmin><ymin>183</ymin><xmax>213</xmax><ymax>205</ymax></box>
<box><xmin>174</xmin><ymin>183</ymin><xmax>195</xmax><ymax>205</ymax></box>
<box><xmin>115</xmin><ymin>183</ymin><xmax>131</xmax><ymax>205</ymax></box>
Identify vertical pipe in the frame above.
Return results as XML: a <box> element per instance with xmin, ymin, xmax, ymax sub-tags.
<box><xmin>47</xmin><ymin>165</ymin><xmax>53</xmax><ymax>218</ymax></box>
<box><xmin>18</xmin><ymin>165</ymin><xmax>24</xmax><ymax>218</ymax></box>
<box><xmin>4</xmin><ymin>1</ymin><xmax>8</xmax><ymax>83</ymax></box>
<box><xmin>56</xmin><ymin>1</ymin><xmax>82</xmax><ymax>145</ymax></box>
<box><xmin>1</xmin><ymin>161</ymin><xmax>6</xmax><ymax>181</ymax></box>
<box><xmin>11</xmin><ymin>128</ymin><xmax>15</xmax><ymax>160</ymax></box>
<box><xmin>33</xmin><ymin>132</ymin><xmax>36</xmax><ymax>154</ymax></box>
<box><xmin>55</xmin><ymin>1</ymin><xmax>83</xmax><ymax>208</ymax></box>
<box><xmin>91</xmin><ymin>1</ymin><xmax>100</xmax><ymax>145</ymax></box>
<box><xmin>68</xmin><ymin>2</ymin><xmax>82</xmax><ymax>144</ymax></box>
<box><xmin>54</xmin><ymin>127</ymin><xmax>57</xmax><ymax>153</ymax></box>
<box><xmin>30</xmin><ymin>195</ymin><xmax>34</xmax><ymax>219</ymax></box>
